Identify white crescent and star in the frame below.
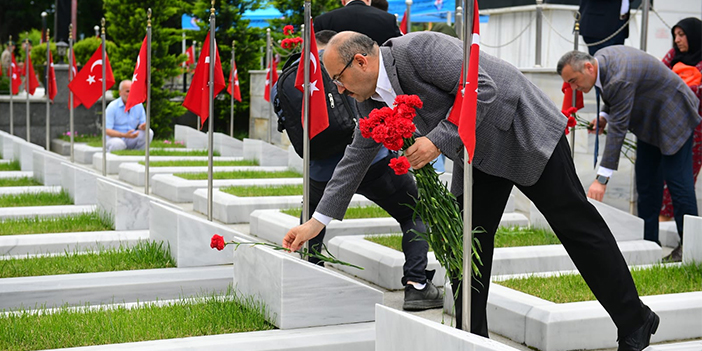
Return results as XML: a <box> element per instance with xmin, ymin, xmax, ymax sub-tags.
<box><xmin>90</xmin><ymin>59</ymin><xmax>103</xmax><ymax>72</ymax></box>
<box><xmin>135</xmin><ymin>56</ymin><xmax>140</xmax><ymax>70</ymax></box>
<box><xmin>86</xmin><ymin>75</ymin><xmax>96</xmax><ymax>84</ymax></box>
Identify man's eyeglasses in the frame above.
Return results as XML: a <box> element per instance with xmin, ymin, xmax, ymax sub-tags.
<box><xmin>331</xmin><ymin>53</ymin><xmax>366</xmax><ymax>87</ymax></box>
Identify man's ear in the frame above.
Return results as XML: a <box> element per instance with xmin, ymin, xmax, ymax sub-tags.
<box><xmin>583</xmin><ymin>62</ymin><xmax>595</xmax><ymax>75</ymax></box>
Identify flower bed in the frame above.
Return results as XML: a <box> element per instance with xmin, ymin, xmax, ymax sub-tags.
<box><xmin>220</xmin><ymin>184</ymin><xmax>303</xmax><ymax>197</ymax></box>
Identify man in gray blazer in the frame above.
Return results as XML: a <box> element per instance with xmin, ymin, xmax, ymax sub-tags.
<box><xmin>558</xmin><ymin>47</ymin><xmax>700</xmax><ymax>262</ymax></box>
<box><xmin>283</xmin><ymin>31</ymin><xmax>658</xmax><ymax>350</ymax></box>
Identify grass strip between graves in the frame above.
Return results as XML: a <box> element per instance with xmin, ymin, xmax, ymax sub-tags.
<box><xmin>0</xmin><ymin>241</ymin><xmax>175</xmax><ymax>278</ymax></box>
<box><xmin>175</xmin><ymin>169</ymin><xmax>302</xmax><ymax>180</ymax></box>
<box><xmin>221</xmin><ymin>184</ymin><xmax>303</xmax><ymax>197</ymax></box>
<box><xmin>282</xmin><ymin>205</ymin><xmax>391</xmax><ymax>219</ymax></box>
<box><xmin>0</xmin><ymin>210</ymin><xmax>113</xmax><ymax>235</ymax></box>
<box><xmin>86</xmin><ymin>139</ymin><xmax>187</xmax><ymax>149</ymax></box>
<box><xmin>497</xmin><ymin>262</ymin><xmax>702</xmax><ymax>303</ymax></box>
<box><xmin>0</xmin><ymin>190</ymin><xmax>73</xmax><ymax>207</ymax></box>
<box><xmin>0</xmin><ymin>177</ymin><xmax>42</xmax><ymax>187</ymax></box>
<box><xmin>365</xmin><ymin>226</ymin><xmax>561</xmax><ymax>252</ymax></box>
<box><xmin>138</xmin><ymin>159</ymin><xmax>258</xmax><ymax>167</ymax></box>
<box><xmin>111</xmin><ymin>149</ymin><xmax>219</xmax><ymax>157</ymax></box>
<box><xmin>0</xmin><ymin>288</ymin><xmax>274</xmax><ymax>351</ymax></box>
<box><xmin>59</xmin><ymin>135</ymin><xmax>101</xmax><ymax>143</ymax></box>
<box><xmin>0</xmin><ymin>160</ymin><xmax>21</xmax><ymax>171</ymax></box>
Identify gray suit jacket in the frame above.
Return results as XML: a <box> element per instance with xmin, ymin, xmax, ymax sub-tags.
<box><xmin>317</xmin><ymin>32</ymin><xmax>567</xmax><ymax>219</ymax></box>
<box><xmin>597</xmin><ymin>45</ymin><xmax>701</xmax><ymax>170</ymax></box>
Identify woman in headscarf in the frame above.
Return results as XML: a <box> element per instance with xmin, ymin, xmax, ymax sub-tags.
<box><xmin>660</xmin><ymin>17</ymin><xmax>702</xmax><ymax>261</ymax></box>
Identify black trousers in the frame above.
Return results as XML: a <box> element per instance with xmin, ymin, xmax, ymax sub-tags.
<box><xmin>306</xmin><ymin>153</ymin><xmax>430</xmax><ymax>285</ymax></box>
<box><xmin>452</xmin><ymin>136</ymin><xmax>648</xmax><ymax>339</ymax></box>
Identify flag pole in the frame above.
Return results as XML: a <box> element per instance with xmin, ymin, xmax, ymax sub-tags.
<box><xmin>405</xmin><ymin>0</ymin><xmax>412</xmax><ymax>33</ymax></box>
<box><xmin>195</xmin><ymin>40</ymin><xmax>200</xmax><ymax>129</ymax></box>
<box><xmin>25</xmin><ymin>31</ymin><xmax>30</xmax><ymax>142</ymax></box>
<box><xmin>45</xmin><ymin>28</ymin><xmax>51</xmax><ymax>151</ymax></box>
<box><xmin>182</xmin><ymin>32</ymin><xmax>186</xmax><ymax>93</ymax></box>
<box><xmin>461</xmin><ymin>0</ymin><xmax>474</xmax><ymax>333</ymax></box>
<box><xmin>207</xmin><ymin>0</ymin><xmax>215</xmax><ymax>221</ymax></box>
<box><xmin>9</xmin><ymin>35</ymin><xmax>14</xmax><ymax>136</ymax></box>
<box><xmin>101</xmin><ymin>18</ymin><xmax>107</xmax><ymax>176</ymax></box>
<box><xmin>145</xmin><ymin>8</ymin><xmax>152</xmax><ymax>194</ymax></box>
<box><xmin>230</xmin><ymin>40</ymin><xmax>235</xmax><ymax>138</ymax></box>
<box><xmin>570</xmin><ymin>14</ymin><xmax>579</xmax><ymax>158</ymax></box>
<box><xmin>69</xmin><ymin>25</ymin><xmax>74</xmax><ymax>162</ymax></box>
<box><xmin>302</xmin><ymin>3</ymin><xmax>311</xmax><ymax>253</ymax></box>
<box><xmin>266</xmin><ymin>28</ymin><xmax>274</xmax><ymax>144</ymax></box>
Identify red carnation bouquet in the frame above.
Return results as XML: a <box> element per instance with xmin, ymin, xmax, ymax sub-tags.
<box><xmin>561</xmin><ymin>106</ymin><xmax>636</xmax><ymax>163</ymax></box>
<box><xmin>361</xmin><ymin>95</ymin><xmax>481</xmax><ymax>283</ymax></box>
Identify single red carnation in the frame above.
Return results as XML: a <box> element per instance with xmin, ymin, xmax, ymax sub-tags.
<box><xmin>210</xmin><ymin>234</ymin><xmax>226</xmax><ymax>251</ymax></box>
<box><xmin>283</xmin><ymin>25</ymin><xmax>294</xmax><ymax>36</ymax></box>
<box><xmin>384</xmin><ymin>137</ymin><xmax>405</xmax><ymax>151</ymax></box>
<box><xmin>561</xmin><ymin>106</ymin><xmax>578</xmax><ymax>117</ymax></box>
<box><xmin>394</xmin><ymin>95</ymin><xmax>423</xmax><ymax>110</ymax></box>
<box><xmin>389</xmin><ymin>156</ymin><xmax>411</xmax><ymax>175</ymax></box>
<box><xmin>567</xmin><ymin>116</ymin><xmax>577</xmax><ymax>128</ymax></box>
<box><xmin>371</xmin><ymin>124</ymin><xmax>390</xmax><ymax>144</ymax></box>
<box><xmin>394</xmin><ymin>118</ymin><xmax>416</xmax><ymax>139</ymax></box>
<box><xmin>293</xmin><ymin>37</ymin><xmax>303</xmax><ymax>44</ymax></box>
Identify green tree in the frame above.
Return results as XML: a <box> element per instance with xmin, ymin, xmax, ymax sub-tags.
<box><xmin>268</xmin><ymin>0</ymin><xmax>340</xmax><ymax>33</ymax></box>
<box><xmin>191</xmin><ymin>0</ymin><xmax>266</xmax><ymax>136</ymax></box>
<box><xmin>104</xmin><ymin>0</ymin><xmax>190</xmax><ymax>138</ymax></box>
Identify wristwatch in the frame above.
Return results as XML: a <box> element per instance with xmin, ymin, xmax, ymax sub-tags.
<box><xmin>595</xmin><ymin>174</ymin><xmax>609</xmax><ymax>185</ymax></box>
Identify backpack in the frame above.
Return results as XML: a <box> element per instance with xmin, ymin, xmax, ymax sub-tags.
<box><xmin>274</xmin><ymin>52</ymin><xmax>358</xmax><ymax>160</ymax></box>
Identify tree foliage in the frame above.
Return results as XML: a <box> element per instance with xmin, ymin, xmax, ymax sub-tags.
<box><xmin>104</xmin><ymin>0</ymin><xmax>190</xmax><ymax>138</ymax></box>
<box><xmin>268</xmin><ymin>0</ymin><xmax>340</xmax><ymax>32</ymax></box>
<box><xmin>191</xmin><ymin>0</ymin><xmax>266</xmax><ymax>136</ymax></box>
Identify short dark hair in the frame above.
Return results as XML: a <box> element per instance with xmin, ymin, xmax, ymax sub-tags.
<box><xmin>371</xmin><ymin>0</ymin><xmax>389</xmax><ymax>11</ymax></box>
<box><xmin>557</xmin><ymin>50</ymin><xmax>595</xmax><ymax>75</ymax></box>
<box><xmin>315</xmin><ymin>30</ymin><xmax>337</xmax><ymax>46</ymax></box>
<box><xmin>335</xmin><ymin>32</ymin><xmax>377</xmax><ymax>62</ymax></box>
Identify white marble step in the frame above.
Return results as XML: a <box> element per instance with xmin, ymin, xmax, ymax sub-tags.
<box><xmin>0</xmin><ymin>204</ymin><xmax>97</xmax><ymax>220</ymax></box>
<box><xmin>0</xmin><ymin>171</ymin><xmax>33</xmax><ymax>178</ymax></box>
<box><xmin>0</xmin><ymin>266</ymin><xmax>233</xmax><ymax>311</ymax></box>
<box><xmin>0</xmin><ymin>159</ymin><xmax>10</xmax><ymax>164</ymax></box>
<box><xmin>118</xmin><ymin>162</ymin><xmax>290</xmax><ymax>187</ymax></box>
<box><xmin>0</xmin><ymin>186</ymin><xmax>62</xmax><ymax>195</ymax></box>
<box><xmin>0</xmin><ymin>230</ymin><xmax>150</xmax><ymax>256</ymax></box>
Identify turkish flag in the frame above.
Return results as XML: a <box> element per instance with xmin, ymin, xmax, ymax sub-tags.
<box><xmin>68</xmin><ymin>44</ymin><xmax>115</xmax><ymax>109</ymax></box>
<box><xmin>227</xmin><ymin>59</ymin><xmax>242</xmax><ymax>102</ymax></box>
<box><xmin>69</xmin><ymin>47</ymin><xmax>83</xmax><ymax>108</ymax></box>
<box><xmin>263</xmin><ymin>55</ymin><xmax>278</xmax><ymax>102</ymax></box>
<box><xmin>294</xmin><ymin>23</ymin><xmax>329</xmax><ymax>139</ymax></box>
<box><xmin>24</xmin><ymin>53</ymin><xmax>40</xmax><ymax>95</ymax></box>
<box><xmin>125</xmin><ymin>35</ymin><xmax>148</xmax><ymax>112</ymax></box>
<box><xmin>182</xmin><ymin>32</ymin><xmax>226</xmax><ymax>128</ymax></box>
<box><xmin>560</xmin><ymin>81</ymin><xmax>584</xmax><ymax>112</ymax></box>
<box><xmin>47</xmin><ymin>51</ymin><xmax>57</xmax><ymax>102</ymax></box>
<box><xmin>400</xmin><ymin>11</ymin><xmax>408</xmax><ymax>35</ymax></box>
<box><xmin>185</xmin><ymin>46</ymin><xmax>195</xmax><ymax>66</ymax></box>
<box><xmin>10</xmin><ymin>54</ymin><xmax>22</xmax><ymax>95</ymax></box>
<box><xmin>447</xmin><ymin>0</ymin><xmax>479</xmax><ymax>163</ymax></box>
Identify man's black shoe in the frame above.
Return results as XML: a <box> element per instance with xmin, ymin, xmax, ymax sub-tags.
<box><xmin>618</xmin><ymin>310</ymin><xmax>659</xmax><ymax>351</ymax></box>
<box><xmin>402</xmin><ymin>281</ymin><xmax>443</xmax><ymax>311</ymax></box>
<box><xmin>662</xmin><ymin>245</ymin><xmax>682</xmax><ymax>263</ymax></box>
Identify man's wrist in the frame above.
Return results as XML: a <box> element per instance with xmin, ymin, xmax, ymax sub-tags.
<box><xmin>595</xmin><ymin>174</ymin><xmax>609</xmax><ymax>185</ymax></box>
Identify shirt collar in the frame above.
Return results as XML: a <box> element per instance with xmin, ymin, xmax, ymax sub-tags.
<box><xmin>594</xmin><ymin>57</ymin><xmax>602</xmax><ymax>90</ymax></box>
<box><xmin>117</xmin><ymin>98</ymin><xmax>126</xmax><ymax>108</ymax></box>
<box><xmin>371</xmin><ymin>52</ymin><xmax>396</xmax><ymax>106</ymax></box>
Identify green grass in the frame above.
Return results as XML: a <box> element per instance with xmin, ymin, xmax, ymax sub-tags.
<box><xmin>111</xmin><ymin>149</ymin><xmax>219</xmax><ymax>157</ymax></box>
<box><xmin>0</xmin><ymin>241</ymin><xmax>175</xmax><ymax>278</ymax></box>
<box><xmin>0</xmin><ymin>177</ymin><xmax>42</xmax><ymax>187</ymax></box>
<box><xmin>0</xmin><ymin>211</ymin><xmax>113</xmax><ymax>235</ymax></box>
<box><xmin>282</xmin><ymin>205</ymin><xmax>391</xmax><ymax>219</ymax></box>
<box><xmin>497</xmin><ymin>262</ymin><xmax>702</xmax><ymax>303</ymax></box>
<box><xmin>59</xmin><ymin>134</ymin><xmax>101</xmax><ymax>143</ymax></box>
<box><xmin>365</xmin><ymin>226</ymin><xmax>560</xmax><ymax>252</ymax></box>
<box><xmin>0</xmin><ymin>289</ymin><xmax>274</xmax><ymax>351</ymax></box>
<box><xmin>138</xmin><ymin>159</ymin><xmax>259</xmax><ymax>167</ymax></box>
<box><xmin>0</xmin><ymin>160</ymin><xmax>21</xmax><ymax>171</ymax></box>
<box><xmin>85</xmin><ymin>139</ymin><xmax>186</xmax><ymax>149</ymax></box>
<box><xmin>175</xmin><ymin>169</ymin><xmax>302</xmax><ymax>180</ymax></box>
<box><xmin>0</xmin><ymin>190</ymin><xmax>73</xmax><ymax>207</ymax></box>
<box><xmin>220</xmin><ymin>184</ymin><xmax>303</xmax><ymax>197</ymax></box>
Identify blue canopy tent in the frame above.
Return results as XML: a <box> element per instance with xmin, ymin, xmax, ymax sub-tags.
<box><xmin>182</xmin><ymin>7</ymin><xmax>286</xmax><ymax>30</ymax></box>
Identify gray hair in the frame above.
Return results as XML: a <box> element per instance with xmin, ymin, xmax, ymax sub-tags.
<box><xmin>118</xmin><ymin>80</ymin><xmax>131</xmax><ymax>92</ymax></box>
<box><xmin>335</xmin><ymin>32</ymin><xmax>377</xmax><ymax>63</ymax></box>
<box><xmin>557</xmin><ymin>50</ymin><xmax>595</xmax><ymax>75</ymax></box>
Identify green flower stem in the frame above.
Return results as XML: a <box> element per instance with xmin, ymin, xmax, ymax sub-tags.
<box><xmin>225</xmin><ymin>241</ymin><xmax>364</xmax><ymax>270</ymax></box>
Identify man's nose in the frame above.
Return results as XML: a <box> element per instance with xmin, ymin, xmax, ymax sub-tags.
<box><xmin>336</xmin><ymin>84</ymin><xmax>345</xmax><ymax>94</ymax></box>
<box><xmin>569</xmin><ymin>82</ymin><xmax>578</xmax><ymax>91</ymax></box>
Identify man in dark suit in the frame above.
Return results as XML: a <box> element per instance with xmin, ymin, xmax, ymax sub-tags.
<box><xmin>314</xmin><ymin>0</ymin><xmax>401</xmax><ymax>45</ymax></box>
<box><xmin>558</xmin><ymin>47</ymin><xmax>701</xmax><ymax>262</ymax></box>
<box><xmin>579</xmin><ymin>0</ymin><xmax>632</xmax><ymax>55</ymax></box>
<box><xmin>284</xmin><ymin>31</ymin><xmax>659</xmax><ymax>351</ymax></box>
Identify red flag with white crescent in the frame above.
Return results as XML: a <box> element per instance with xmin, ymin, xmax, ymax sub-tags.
<box><xmin>47</xmin><ymin>51</ymin><xmax>57</xmax><ymax>102</ymax></box>
<box><xmin>24</xmin><ymin>53</ymin><xmax>40</xmax><ymax>95</ymax></box>
<box><xmin>185</xmin><ymin>46</ymin><xmax>195</xmax><ymax>66</ymax></box>
<box><xmin>69</xmin><ymin>47</ymin><xmax>83</xmax><ymax>108</ymax></box>
<box><xmin>10</xmin><ymin>54</ymin><xmax>22</xmax><ymax>95</ymax></box>
<box><xmin>263</xmin><ymin>55</ymin><xmax>278</xmax><ymax>102</ymax></box>
<box><xmin>400</xmin><ymin>11</ymin><xmax>408</xmax><ymax>35</ymax></box>
<box><xmin>227</xmin><ymin>59</ymin><xmax>242</xmax><ymax>102</ymax></box>
<box><xmin>125</xmin><ymin>35</ymin><xmax>148</xmax><ymax>112</ymax></box>
<box><xmin>182</xmin><ymin>32</ymin><xmax>226</xmax><ymax>128</ymax></box>
<box><xmin>67</xmin><ymin>44</ymin><xmax>115</xmax><ymax>109</ymax></box>
<box><xmin>294</xmin><ymin>22</ymin><xmax>329</xmax><ymax>139</ymax></box>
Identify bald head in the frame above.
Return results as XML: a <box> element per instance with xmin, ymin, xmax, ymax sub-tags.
<box><xmin>118</xmin><ymin>80</ymin><xmax>132</xmax><ymax>103</ymax></box>
<box><xmin>323</xmin><ymin>32</ymin><xmax>380</xmax><ymax>102</ymax></box>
